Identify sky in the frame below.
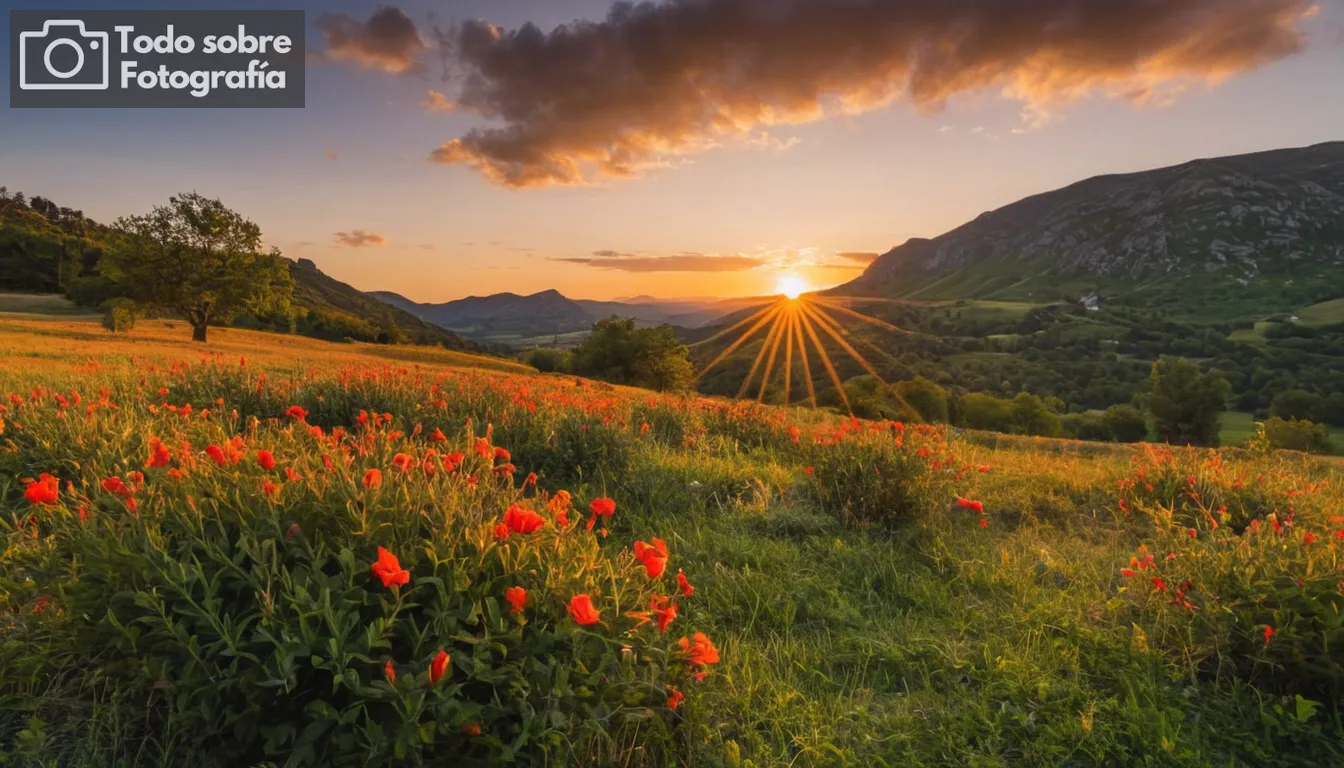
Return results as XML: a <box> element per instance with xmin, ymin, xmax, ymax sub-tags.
<box><xmin>2</xmin><ymin>0</ymin><xmax>1343</xmax><ymax>302</ymax></box>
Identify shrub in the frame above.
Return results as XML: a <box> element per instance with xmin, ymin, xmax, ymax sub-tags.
<box><xmin>1103</xmin><ymin>404</ymin><xmax>1149</xmax><ymax>443</ymax></box>
<box><xmin>894</xmin><ymin>376</ymin><xmax>949</xmax><ymax>423</ymax></box>
<box><xmin>961</xmin><ymin>393</ymin><xmax>1014</xmax><ymax>432</ymax></box>
<box><xmin>522</xmin><ymin>347</ymin><xmax>572</xmax><ymax>374</ymax></box>
<box><xmin>1260</xmin><ymin>417</ymin><xmax>1333</xmax><ymax>455</ymax></box>
<box><xmin>100</xmin><ymin>297</ymin><xmax>138</xmax><ymax>333</ymax></box>
<box><xmin>803</xmin><ymin>421</ymin><xmax>950</xmax><ymax>527</ymax></box>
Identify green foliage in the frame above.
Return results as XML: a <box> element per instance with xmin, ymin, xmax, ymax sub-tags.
<box><xmin>804</xmin><ymin>423</ymin><xmax>949</xmax><ymax>528</ymax></box>
<box><xmin>893</xmin><ymin>376</ymin><xmax>949</xmax><ymax>423</ymax></box>
<box><xmin>99</xmin><ymin>298</ymin><xmax>138</xmax><ymax>333</ymax></box>
<box><xmin>572</xmin><ymin>316</ymin><xmax>693</xmax><ymax>392</ymax></box>
<box><xmin>1010</xmin><ymin>392</ymin><xmax>1062</xmax><ymax>437</ymax></box>
<box><xmin>1147</xmin><ymin>358</ymin><xmax>1231</xmax><ymax>446</ymax></box>
<box><xmin>1270</xmin><ymin>389</ymin><xmax>1325</xmax><ymax>422</ymax></box>
<box><xmin>1103</xmin><ymin>404</ymin><xmax>1149</xmax><ymax>443</ymax></box>
<box><xmin>522</xmin><ymin>348</ymin><xmax>572</xmax><ymax>374</ymax></box>
<box><xmin>961</xmin><ymin>392</ymin><xmax>1015</xmax><ymax>432</ymax></box>
<box><xmin>102</xmin><ymin>193</ymin><xmax>293</xmax><ymax>342</ymax></box>
<box><xmin>1261</xmin><ymin>417</ymin><xmax>1334</xmax><ymax>455</ymax></box>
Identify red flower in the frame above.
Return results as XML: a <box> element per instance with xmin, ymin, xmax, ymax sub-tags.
<box><xmin>956</xmin><ymin>497</ymin><xmax>984</xmax><ymax>514</ymax></box>
<box><xmin>567</xmin><ymin>594</ymin><xmax>601</xmax><ymax>625</ymax></box>
<box><xmin>504</xmin><ymin>586</ymin><xmax>528</xmax><ymax>614</ymax></box>
<box><xmin>362</xmin><ymin>469</ymin><xmax>382</xmax><ymax>489</ymax></box>
<box><xmin>392</xmin><ymin>453</ymin><xmax>413</xmax><ymax>472</ymax></box>
<box><xmin>651</xmin><ymin>595</ymin><xmax>678</xmax><ymax>634</ymax></box>
<box><xmin>474</xmin><ymin>437</ymin><xmax>491</xmax><ymax>457</ymax></box>
<box><xmin>503</xmin><ymin>504</ymin><xmax>545</xmax><ymax>535</ymax></box>
<box><xmin>256</xmin><ymin>450</ymin><xmax>276</xmax><ymax>471</ymax></box>
<box><xmin>667</xmin><ymin>687</ymin><xmax>684</xmax><ymax>711</ymax></box>
<box><xmin>1264</xmin><ymin>625</ymin><xmax>1274</xmax><ymax>648</ymax></box>
<box><xmin>493</xmin><ymin>523</ymin><xmax>510</xmax><ymax>541</ymax></box>
<box><xmin>370</xmin><ymin>546</ymin><xmax>410</xmax><ymax>588</ymax></box>
<box><xmin>23</xmin><ymin>473</ymin><xmax>59</xmax><ymax>505</ymax></box>
<box><xmin>462</xmin><ymin>722</ymin><xmax>482</xmax><ymax>736</ymax></box>
<box><xmin>443</xmin><ymin>452</ymin><xmax>464</xmax><ymax>472</ymax></box>
<box><xmin>1120</xmin><ymin>568</ymin><xmax>1137</xmax><ymax>578</ymax></box>
<box><xmin>429</xmin><ymin>427</ymin><xmax>447</xmax><ymax>443</ymax></box>
<box><xmin>1303</xmin><ymin>532</ymin><xmax>1318</xmax><ymax>545</ymax></box>
<box><xmin>676</xmin><ymin>569</ymin><xmax>695</xmax><ymax>597</ymax></box>
<box><xmin>205</xmin><ymin>445</ymin><xmax>227</xmax><ymax>466</ymax></box>
<box><xmin>384</xmin><ymin>660</ymin><xmax>396</xmax><ymax>685</ymax></box>
<box><xmin>1187</xmin><ymin>528</ymin><xmax>1197</xmax><ymax>540</ymax></box>
<box><xmin>587</xmin><ymin>497</ymin><xmax>616</xmax><ymax>531</ymax></box>
<box><xmin>634</xmin><ymin>538</ymin><xmax>669</xmax><ymax>578</ymax></box>
<box><xmin>429</xmin><ymin>650</ymin><xmax>451</xmax><ymax>684</ymax></box>
<box><xmin>101</xmin><ymin>476</ymin><xmax>132</xmax><ymax>500</ymax></box>
<box><xmin>678</xmin><ymin>632</ymin><xmax>720</xmax><ymax>679</ymax></box>
<box><xmin>285</xmin><ymin>405</ymin><xmax>308</xmax><ymax>421</ymax></box>
<box><xmin>145</xmin><ymin>437</ymin><xmax>172</xmax><ymax>468</ymax></box>
<box><xmin>494</xmin><ymin>446</ymin><xmax>511</xmax><ymax>463</ymax></box>
<box><xmin>262</xmin><ymin>480</ymin><xmax>281</xmax><ymax>499</ymax></box>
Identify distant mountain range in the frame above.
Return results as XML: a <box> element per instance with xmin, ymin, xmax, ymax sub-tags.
<box><xmin>367</xmin><ymin>289</ymin><xmax>762</xmax><ymax>342</ymax></box>
<box><xmin>838</xmin><ymin>142</ymin><xmax>1344</xmax><ymax>320</ymax></box>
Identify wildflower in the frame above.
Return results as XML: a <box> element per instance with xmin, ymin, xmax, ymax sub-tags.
<box><xmin>651</xmin><ymin>595</ymin><xmax>678</xmax><ymax>633</ymax></box>
<box><xmin>1304</xmin><ymin>532</ymin><xmax>1318</xmax><ymax>545</ymax></box>
<box><xmin>205</xmin><ymin>445</ymin><xmax>227</xmax><ymax>466</ymax></box>
<box><xmin>285</xmin><ymin>405</ymin><xmax>308</xmax><ymax>421</ymax></box>
<box><xmin>370</xmin><ymin>546</ymin><xmax>410</xmax><ymax>588</ymax></box>
<box><xmin>587</xmin><ymin>497</ymin><xmax>616</xmax><ymax>531</ymax></box>
<box><xmin>678</xmin><ymin>632</ymin><xmax>720</xmax><ymax>680</ymax></box>
<box><xmin>256</xmin><ymin>450</ymin><xmax>276</xmax><ymax>471</ymax></box>
<box><xmin>677</xmin><ymin>569</ymin><xmax>695</xmax><ymax>597</ymax></box>
<box><xmin>145</xmin><ymin>437</ymin><xmax>172</xmax><ymax>468</ymax></box>
<box><xmin>567</xmin><ymin>594</ymin><xmax>601</xmax><ymax>625</ymax></box>
<box><xmin>1120</xmin><ymin>568</ymin><xmax>1137</xmax><ymax>578</ymax></box>
<box><xmin>956</xmin><ymin>497</ymin><xmax>984</xmax><ymax>514</ymax></box>
<box><xmin>474</xmin><ymin>437</ymin><xmax>491</xmax><ymax>457</ymax></box>
<box><xmin>462</xmin><ymin>723</ymin><xmax>481</xmax><ymax>736</ymax></box>
<box><xmin>101</xmin><ymin>476</ymin><xmax>132</xmax><ymax>499</ymax></box>
<box><xmin>494</xmin><ymin>446</ymin><xmax>511</xmax><ymax>463</ymax></box>
<box><xmin>285</xmin><ymin>523</ymin><xmax>301</xmax><ymax>540</ymax></box>
<box><xmin>429</xmin><ymin>650</ymin><xmax>451</xmax><ymax>684</ymax></box>
<box><xmin>667</xmin><ymin>687</ymin><xmax>684</xmax><ymax>711</ymax></box>
<box><xmin>503</xmin><ymin>504</ymin><xmax>545</xmax><ymax>535</ymax></box>
<box><xmin>1151</xmin><ymin>577</ymin><xmax>1167</xmax><ymax>593</ymax></box>
<box><xmin>262</xmin><ymin>480</ymin><xmax>281</xmax><ymax>499</ymax></box>
<box><xmin>978</xmin><ymin>518</ymin><xmax>989</xmax><ymax>528</ymax></box>
<box><xmin>392</xmin><ymin>453</ymin><xmax>413</xmax><ymax>472</ymax></box>
<box><xmin>429</xmin><ymin>427</ymin><xmax>447</xmax><ymax>443</ymax></box>
<box><xmin>634</xmin><ymin>538</ymin><xmax>669</xmax><ymax>578</ymax></box>
<box><xmin>803</xmin><ymin>466</ymin><xmax>814</xmax><ymax>476</ymax></box>
<box><xmin>504</xmin><ymin>586</ymin><xmax>528</xmax><ymax>614</ymax></box>
<box><xmin>443</xmin><ymin>452</ymin><xmax>464</xmax><ymax>472</ymax></box>
<box><xmin>493</xmin><ymin>523</ymin><xmax>510</xmax><ymax>541</ymax></box>
<box><xmin>1264</xmin><ymin>625</ymin><xmax>1274</xmax><ymax>648</ymax></box>
<box><xmin>23</xmin><ymin>474</ymin><xmax>59</xmax><ymax>505</ymax></box>
<box><xmin>362</xmin><ymin>469</ymin><xmax>382</xmax><ymax>489</ymax></box>
<box><xmin>384</xmin><ymin>660</ymin><xmax>396</xmax><ymax>685</ymax></box>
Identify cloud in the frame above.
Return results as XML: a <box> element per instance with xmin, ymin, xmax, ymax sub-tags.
<box><xmin>425</xmin><ymin>0</ymin><xmax>1316</xmax><ymax>187</ymax></box>
<box><xmin>315</xmin><ymin>6</ymin><xmax>427</xmax><ymax>75</ymax></box>
<box><xmin>324</xmin><ymin>149</ymin><xmax>339</xmax><ymax>161</ymax></box>
<box><xmin>422</xmin><ymin>90</ymin><xmax>455</xmax><ymax>112</ymax></box>
<box><xmin>837</xmin><ymin>252</ymin><xmax>880</xmax><ymax>265</ymax></box>
<box><xmin>334</xmin><ymin>230</ymin><xmax>388</xmax><ymax>247</ymax></box>
<box><xmin>556</xmin><ymin>253</ymin><xmax>766</xmax><ymax>272</ymax></box>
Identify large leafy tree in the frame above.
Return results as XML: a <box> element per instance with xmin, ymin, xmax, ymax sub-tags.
<box><xmin>104</xmin><ymin>193</ymin><xmax>292</xmax><ymax>342</ymax></box>
<box><xmin>1146</xmin><ymin>358</ymin><xmax>1231</xmax><ymax>446</ymax></box>
<box><xmin>571</xmin><ymin>316</ymin><xmax>693</xmax><ymax>392</ymax></box>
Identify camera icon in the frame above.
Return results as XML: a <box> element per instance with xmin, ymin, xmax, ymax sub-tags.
<box><xmin>18</xmin><ymin>20</ymin><xmax>110</xmax><ymax>91</ymax></box>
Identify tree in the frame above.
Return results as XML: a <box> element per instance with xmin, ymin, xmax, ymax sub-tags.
<box><xmin>1102</xmin><ymin>404</ymin><xmax>1149</xmax><ymax>443</ymax></box>
<box><xmin>571</xmin><ymin>316</ymin><xmax>693</xmax><ymax>392</ymax></box>
<box><xmin>1011</xmin><ymin>392</ymin><xmax>1062</xmax><ymax>437</ymax></box>
<box><xmin>961</xmin><ymin>393</ymin><xmax>1014</xmax><ymax>432</ymax></box>
<box><xmin>1269</xmin><ymin>389</ymin><xmax>1323</xmax><ymax>422</ymax></box>
<box><xmin>1146</xmin><ymin>358</ymin><xmax>1230</xmax><ymax>447</ymax></box>
<box><xmin>894</xmin><ymin>376</ymin><xmax>949</xmax><ymax>423</ymax></box>
<box><xmin>1260</xmin><ymin>417</ymin><xmax>1333</xmax><ymax>455</ymax></box>
<box><xmin>103</xmin><ymin>193</ymin><xmax>292</xmax><ymax>342</ymax></box>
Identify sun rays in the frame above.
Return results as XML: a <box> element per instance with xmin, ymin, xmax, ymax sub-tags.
<box><xmin>692</xmin><ymin>295</ymin><xmax>924</xmax><ymax>419</ymax></box>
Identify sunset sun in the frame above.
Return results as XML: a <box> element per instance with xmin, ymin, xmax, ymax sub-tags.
<box><xmin>776</xmin><ymin>274</ymin><xmax>809</xmax><ymax>299</ymax></box>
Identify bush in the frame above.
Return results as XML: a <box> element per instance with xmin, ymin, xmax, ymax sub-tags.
<box><xmin>961</xmin><ymin>393</ymin><xmax>1014</xmax><ymax>432</ymax></box>
<box><xmin>1261</xmin><ymin>417</ymin><xmax>1333</xmax><ymax>455</ymax></box>
<box><xmin>522</xmin><ymin>347</ymin><xmax>572</xmax><ymax>374</ymax></box>
<box><xmin>803</xmin><ymin>422</ymin><xmax>950</xmax><ymax>527</ymax></box>
<box><xmin>894</xmin><ymin>376</ymin><xmax>949</xmax><ymax>423</ymax></box>
<box><xmin>100</xmin><ymin>297</ymin><xmax>138</xmax><ymax>332</ymax></box>
<box><xmin>1103</xmin><ymin>404</ymin><xmax>1149</xmax><ymax>443</ymax></box>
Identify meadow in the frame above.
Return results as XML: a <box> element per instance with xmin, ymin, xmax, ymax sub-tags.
<box><xmin>2</xmin><ymin>311</ymin><xmax>1343</xmax><ymax>767</ymax></box>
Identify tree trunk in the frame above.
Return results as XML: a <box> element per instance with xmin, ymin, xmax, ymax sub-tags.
<box><xmin>192</xmin><ymin>324</ymin><xmax>208</xmax><ymax>342</ymax></box>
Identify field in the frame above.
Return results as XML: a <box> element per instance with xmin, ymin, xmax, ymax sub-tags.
<box><xmin>3</xmin><ymin>312</ymin><xmax>1344</xmax><ymax>767</ymax></box>
<box><xmin>1298</xmin><ymin>298</ymin><xmax>1344</xmax><ymax>328</ymax></box>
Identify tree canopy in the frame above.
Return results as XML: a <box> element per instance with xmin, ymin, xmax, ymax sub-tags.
<box><xmin>102</xmin><ymin>193</ymin><xmax>292</xmax><ymax>342</ymax></box>
<box><xmin>571</xmin><ymin>316</ymin><xmax>694</xmax><ymax>392</ymax></box>
<box><xmin>1147</xmin><ymin>358</ymin><xmax>1230</xmax><ymax>446</ymax></box>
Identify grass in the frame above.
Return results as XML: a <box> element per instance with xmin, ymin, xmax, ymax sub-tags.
<box><xmin>2</xmin><ymin>315</ymin><xmax>1343</xmax><ymax>766</ymax></box>
<box><xmin>1297</xmin><ymin>298</ymin><xmax>1344</xmax><ymax>328</ymax></box>
<box><xmin>0</xmin><ymin>291</ymin><xmax>100</xmax><ymax>317</ymax></box>
<box><xmin>1221</xmin><ymin>411</ymin><xmax>1342</xmax><ymax>456</ymax></box>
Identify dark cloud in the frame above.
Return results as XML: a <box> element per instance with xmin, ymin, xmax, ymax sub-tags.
<box><xmin>426</xmin><ymin>0</ymin><xmax>1316</xmax><ymax>187</ymax></box>
<box><xmin>334</xmin><ymin>230</ymin><xmax>388</xmax><ymax>247</ymax></box>
<box><xmin>555</xmin><ymin>253</ymin><xmax>765</xmax><ymax>272</ymax></box>
<box><xmin>837</xmin><ymin>251</ymin><xmax>880</xmax><ymax>264</ymax></box>
<box><xmin>316</xmin><ymin>6</ymin><xmax>427</xmax><ymax>75</ymax></box>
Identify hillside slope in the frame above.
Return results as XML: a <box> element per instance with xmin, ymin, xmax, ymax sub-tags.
<box><xmin>840</xmin><ymin>142</ymin><xmax>1344</xmax><ymax>320</ymax></box>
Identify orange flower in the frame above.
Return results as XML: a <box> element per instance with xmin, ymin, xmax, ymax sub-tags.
<box><xmin>101</xmin><ymin>476</ymin><xmax>132</xmax><ymax>500</ymax></box>
<box><xmin>678</xmin><ymin>632</ymin><xmax>720</xmax><ymax>679</ymax></box>
<box><xmin>362</xmin><ymin>469</ymin><xmax>382</xmax><ymax>489</ymax></box>
<box><xmin>504</xmin><ymin>586</ymin><xmax>528</xmax><ymax>614</ymax></box>
<box><xmin>587</xmin><ymin>497</ymin><xmax>616</xmax><ymax>531</ymax></box>
<box><xmin>256</xmin><ymin>450</ymin><xmax>276</xmax><ymax>471</ymax></box>
<box><xmin>443</xmin><ymin>452</ymin><xmax>464</xmax><ymax>472</ymax></box>
<box><xmin>474</xmin><ymin>437</ymin><xmax>491</xmax><ymax>457</ymax></box>
<box><xmin>503</xmin><ymin>504</ymin><xmax>545</xmax><ymax>535</ymax></box>
<box><xmin>676</xmin><ymin>569</ymin><xmax>695</xmax><ymax>597</ymax></box>
<box><xmin>285</xmin><ymin>405</ymin><xmax>308</xmax><ymax>421</ymax></box>
<box><xmin>1120</xmin><ymin>568</ymin><xmax>1137</xmax><ymax>578</ymax></box>
<box><xmin>494</xmin><ymin>446</ymin><xmax>511</xmax><ymax>463</ymax></box>
<box><xmin>1264</xmin><ymin>625</ymin><xmax>1274</xmax><ymax>648</ymax></box>
<box><xmin>429</xmin><ymin>650</ymin><xmax>451</xmax><ymax>684</ymax></box>
<box><xmin>262</xmin><ymin>480</ymin><xmax>281</xmax><ymax>499</ymax></box>
<box><xmin>23</xmin><ymin>473</ymin><xmax>59</xmax><ymax>505</ymax></box>
<box><xmin>205</xmin><ymin>445</ymin><xmax>227</xmax><ymax>466</ymax></box>
<box><xmin>462</xmin><ymin>722</ymin><xmax>481</xmax><ymax>736</ymax></box>
<box><xmin>429</xmin><ymin>427</ymin><xmax>448</xmax><ymax>443</ymax></box>
<box><xmin>634</xmin><ymin>538</ymin><xmax>669</xmax><ymax>578</ymax></box>
<box><xmin>145</xmin><ymin>437</ymin><xmax>172</xmax><ymax>468</ymax></box>
<box><xmin>666</xmin><ymin>686</ymin><xmax>684</xmax><ymax>711</ymax></box>
<box><xmin>493</xmin><ymin>523</ymin><xmax>510</xmax><ymax>541</ymax></box>
<box><xmin>392</xmin><ymin>453</ymin><xmax>413</xmax><ymax>472</ymax></box>
<box><xmin>567</xmin><ymin>594</ymin><xmax>601</xmax><ymax>625</ymax></box>
<box><xmin>384</xmin><ymin>660</ymin><xmax>396</xmax><ymax>685</ymax></box>
<box><xmin>651</xmin><ymin>595</ymin><xmax>678</xmax><ymax>634</ymax></box>
<box><xmin>370</xmin><ymin>546</ymin><xmax>410</xmax><ymax>588</ymax></box>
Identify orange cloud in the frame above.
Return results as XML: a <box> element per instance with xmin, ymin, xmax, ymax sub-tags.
<box><xmin>425</xmin><ymin>0</ymin><xmax>1316</xmax><ymax>187</ymax></box>
<box><xmin>316</xmin><ymin>6</ymin><xmax>427</xmax><ymax>75</ymax></box>
<box><xmin>422</xmin><ymin>90</ymin><xmax>455</xmax><ymax>112</ymax></box>
<box><xmin>334</xmin><ymin>230</ymin><xmax>388</xmax><ymax>248</ymax></box>
<box><xmin>555</xmin><ymin>252</ymin><xmax>765</xmax><ymax>272</ymax></box>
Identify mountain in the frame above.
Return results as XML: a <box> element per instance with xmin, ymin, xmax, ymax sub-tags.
<box><xmin>370</xmin><ymin>290</ymin><xmax>745</xmax><ymax>343</ymax></box>
<box><xmin>839</xmin><ymin>142</ymin><xmax>1344</xmax><ymax>320</ymax></box>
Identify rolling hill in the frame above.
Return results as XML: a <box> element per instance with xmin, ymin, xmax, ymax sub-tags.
<box><xmin>838</xmin><ymin>142</ymin><xmax>1344</xmax><ymax>321</ymax></box>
